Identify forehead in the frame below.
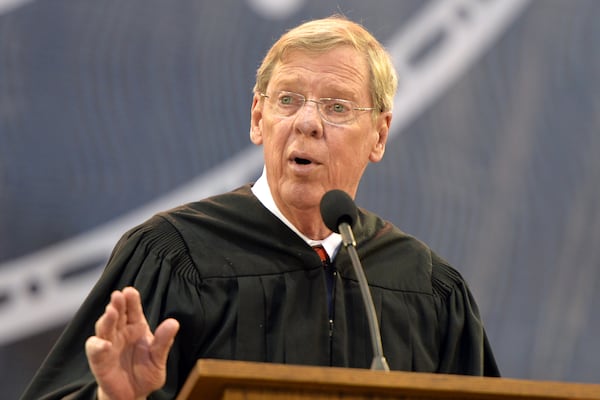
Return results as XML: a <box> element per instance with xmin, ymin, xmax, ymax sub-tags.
<box><xmin>268</xmin><ymin>47</ymin><xmax>371</xmax><ymax>99</ymax></box>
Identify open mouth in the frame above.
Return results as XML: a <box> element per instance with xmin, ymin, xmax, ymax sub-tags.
<box><xmin>294</xmin><ymin>157</ymin><xmax>311</xmax><ymax>165</ymax></box>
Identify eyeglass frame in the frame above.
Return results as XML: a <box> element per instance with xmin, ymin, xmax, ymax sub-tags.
<box><xmin>258</xmin><ymin>90</ymin><xmax>377</xmax><ymax>126</ymax></box>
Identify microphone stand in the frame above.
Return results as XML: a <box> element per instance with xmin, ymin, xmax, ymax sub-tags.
<box><xmin>338</xmin><ymin>222</ymin><xmax>390</xmax><ymax>371</ymax></box>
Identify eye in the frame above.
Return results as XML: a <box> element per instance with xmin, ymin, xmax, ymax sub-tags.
<box><xmin>277</xmin><ymin>92</ymin><xmax>302</xmax><ymax>107</ymax></box>
<box><xmin>323</xmin><ymin>100</ymin><xmax>351</xmax><ymax>114</ymax></box>
<box><xmin>331</xmin><ymin>102</ymin><xmax>348</xmax><ymax>113</ymax></box>
<box><xmin>279</xmin><ymin>95</ymin><xmax>294</xmax><ymax>105</ymax></box>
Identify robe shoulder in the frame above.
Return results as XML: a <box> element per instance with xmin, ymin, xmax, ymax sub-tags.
<box><xmin>352</xmin><ymin>213</ymin><xmax>500</xmax><ymax>376</ymax></box>
<box><xmin>353</xmin><ymin>209</ymin><xmax>467</xmax><ymax>296</ymax></box>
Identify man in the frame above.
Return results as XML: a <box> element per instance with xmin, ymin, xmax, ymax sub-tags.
<box><xmin>22</xmin><ymin>15</ymin><xmax>499</xmax><ymax>400</ymax></box>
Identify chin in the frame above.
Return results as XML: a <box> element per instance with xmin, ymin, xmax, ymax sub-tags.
<box><xmin>283</xmin><ymin>184</ymin><xmax>324</xmax><ymax>207</ymax></box>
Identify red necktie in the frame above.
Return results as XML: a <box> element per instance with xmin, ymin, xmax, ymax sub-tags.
<box><xmin>314</xmin><ymin>245</ymin><xmax>334</xmax><ymax>317</ymax></box>
<box><xmin>313</xmin><ymin>245</ymin><xmax>329</xmax><ymax>265</ymax></box>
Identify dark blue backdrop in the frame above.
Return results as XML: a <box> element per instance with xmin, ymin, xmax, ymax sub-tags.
<box><xmin>1</xmin><ymin>1</ymin><xmax>600</xmax><ymax>398</ymax></box>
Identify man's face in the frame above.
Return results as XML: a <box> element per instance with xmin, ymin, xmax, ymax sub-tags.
<box><xmin>250</xmin><ymin>46</ymin><xmax>391</xmax><ymax>216</ymax></box>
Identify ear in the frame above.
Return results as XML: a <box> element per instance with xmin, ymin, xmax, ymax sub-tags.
<box><xmin>369</xmin><ymin>112</ymin><xmax>392</xmax><ymax>163</ymax></box>
<box><xmin>250</xmin><ymin>94</ymin><xmax>264</xmax><ymax>145</ymax></box>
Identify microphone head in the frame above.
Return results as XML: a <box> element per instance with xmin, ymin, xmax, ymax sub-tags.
<box><xmin>320</xmin><ymin>189</ymin><xmax>358</xmax><ymax>233</ymax></box>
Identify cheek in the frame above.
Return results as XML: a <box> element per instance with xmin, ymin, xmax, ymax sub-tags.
<box><xmin>333</xmin><ymin>132</ymin><xmax>372</xmax><ymax>160</ymax></box>
<box><xmin>261</xmin><ymin>120</ymin><xmax>291</xmax><ymax>159</ymax></box>
<box><xmin>328</xmin><ymin>143</ymin><xmax>368</xmax><ymax>178</ymax></box>
<box><xmin>331</xmin><ymin>132</ymin><xmax>374</xmax><ymax>170</ymax></box>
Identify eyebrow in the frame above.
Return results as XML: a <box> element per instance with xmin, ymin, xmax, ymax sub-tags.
<box><xmin>268</xmin><ymin>78</ymin><xmax>303</xmax><ymax>92</ymax></box>
<box><xmin>268</xmin><ymin>73</ymin><xmax>363</xmax><ymax>101</ymax></box>
<box><xmin>271</xmin><ymin>86</ymin><xmax>359</xmax><ymax>101</ymax></box>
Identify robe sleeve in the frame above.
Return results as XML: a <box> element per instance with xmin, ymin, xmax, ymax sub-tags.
<box><xmin>431</xmin><ymin>254</ymin><xmax>500</xmax><ymax>376</ymax></box>
<box><xmin>20</xmin><ymin>215</ymin><xmax>204</xmax><ymax>400</ymax></box>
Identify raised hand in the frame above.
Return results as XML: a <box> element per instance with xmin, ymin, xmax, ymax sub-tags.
<box><xmin>85</xmin><ymin>287</ymin><xmax>180</xmax><ymax>400</ymax></box>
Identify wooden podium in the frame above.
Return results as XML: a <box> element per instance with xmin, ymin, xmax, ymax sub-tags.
<box><xmin>176</xmin><ymin>359</ymin><xmax>600</xmax><ymax>400</ymax></box>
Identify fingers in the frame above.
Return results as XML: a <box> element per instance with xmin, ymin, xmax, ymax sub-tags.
<box><xmin>95</xmin><ymin>302</ymin><xmax>118</xmax><ymax>339</ymax></box>
<box><xmin>94</xmin><ymin>286</ymin><xmax>178</xmax><ymax>356</ymax></box>
<box><xmin>122</xmin><ymin>286</ymin><xmax>145</xmax><ymax>325</ymax></box>
<box><xmin>85</xmin><ymin>335</ymin><xmax>112</xmax><ymax>365</ymax></box>
<box><xmin>95</xmin><ymin>289</ymin><xmax>126</xmax><ymax>339</ymax></box>
<box><xmin>88</xmin><ymin>285</ymin><xmax>180</xmax><ymax>388</ymax></box>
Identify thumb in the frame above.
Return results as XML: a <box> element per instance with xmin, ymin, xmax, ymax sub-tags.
<box><xmin>151</xmin><ymin>318</ymin><xmax>180</xmax><ymax>366</ymax></box>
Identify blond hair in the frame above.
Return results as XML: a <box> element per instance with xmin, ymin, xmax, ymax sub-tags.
<box><xmin>253</xmin><ymin>15</ymin><xmax>398</xmax><ymax>113</ymax></box>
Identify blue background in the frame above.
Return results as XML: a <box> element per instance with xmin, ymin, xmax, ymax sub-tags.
<box><xmin>1</xmin><ymin>0</ymin><xmax>599</xmax><ymax>398</ymax></box>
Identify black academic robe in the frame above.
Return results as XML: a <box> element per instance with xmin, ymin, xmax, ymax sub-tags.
<box><xmin>21</xmin><ymin>185</ymin><xmax>499</xmax><ymax>400</ymax></box>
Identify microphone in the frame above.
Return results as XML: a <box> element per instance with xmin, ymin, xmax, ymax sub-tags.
<box><xmin>320</xmin><ymin>190</ymin><xmax>390</xmax><ymax>371</ymax></box>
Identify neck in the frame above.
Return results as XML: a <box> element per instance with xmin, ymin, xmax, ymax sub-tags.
<box><xmin>281</xmin><ymin>205</ymin><xmax>331</xmax><ymax>240</ymax></box>
<box><xmin>252</xmin><ymin>169</ymin><xmax>335</xmax><ymax>240</ymax></box>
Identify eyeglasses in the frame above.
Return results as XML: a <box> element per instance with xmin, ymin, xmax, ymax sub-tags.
<box><xmin>259</xmin><ymin>90</ymin><xmax>376</xmax><ymax>126</ymax></box>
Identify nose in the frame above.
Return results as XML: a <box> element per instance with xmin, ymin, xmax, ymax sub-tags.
<box><xmin>293</xmin><ymin>100</ymin><xmax>324</xmax><ymax>137</ymax></box>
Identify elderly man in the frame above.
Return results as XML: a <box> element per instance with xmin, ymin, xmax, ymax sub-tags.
<box><xmin>22</xmin><ymin>15</ymin><xmax>499</xmax><ymax>400</ymax></box>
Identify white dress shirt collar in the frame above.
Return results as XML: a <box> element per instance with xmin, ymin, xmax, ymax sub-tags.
<box><xmin>251</xmin><ymin>167</ymin><xmax>342</xmax><ymax>261</ymax></box>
